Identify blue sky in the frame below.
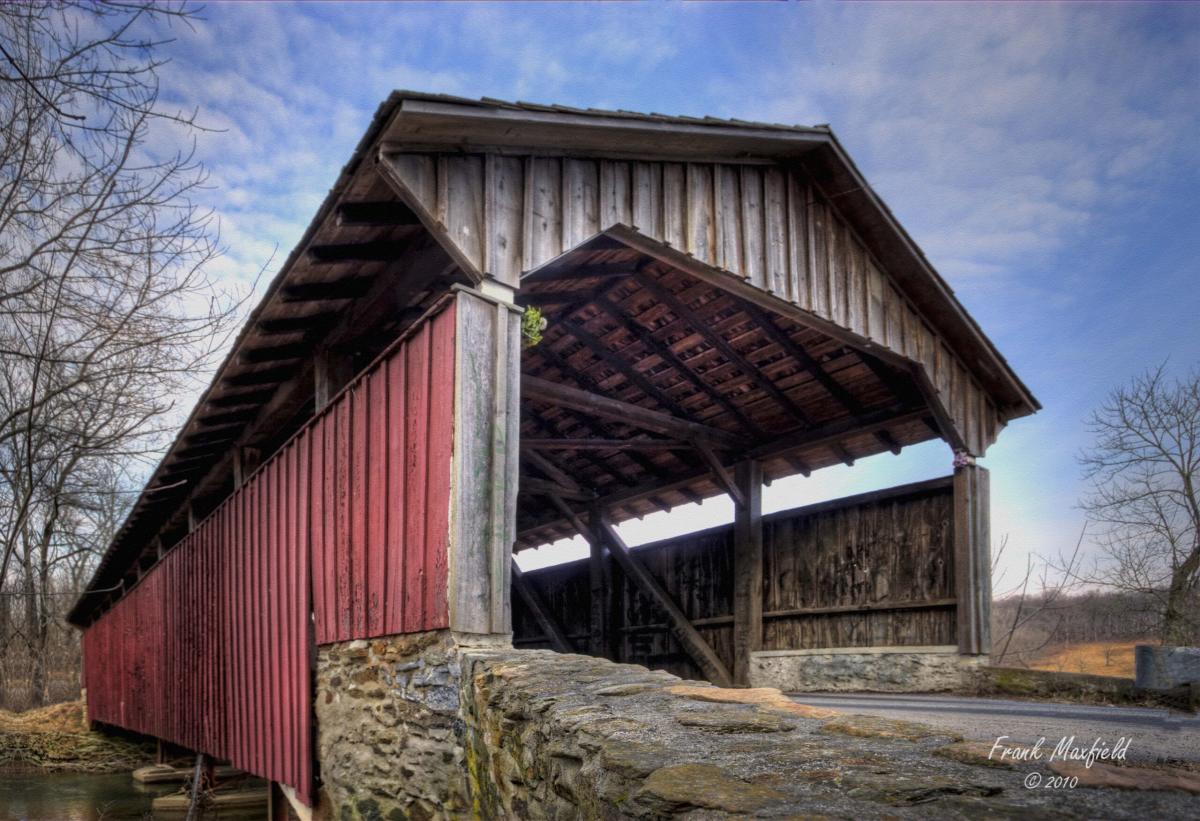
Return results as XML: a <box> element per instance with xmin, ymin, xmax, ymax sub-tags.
<box><xmin>150</xmin><ymin>2</ymin><xmax>1200</xmax><ymax>586</ymax></box>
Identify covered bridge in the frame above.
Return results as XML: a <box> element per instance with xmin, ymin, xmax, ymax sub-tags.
<box><xmin>69</xmin><ymin>92</ymin><xmax>1037</xmax><ymax>813</ymax></box>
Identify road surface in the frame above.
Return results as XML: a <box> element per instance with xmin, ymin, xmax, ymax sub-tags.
<box><xmin>790</xmin><ymin>692</ymin><xmax>1200</xmax><ymax>764</ymax></box>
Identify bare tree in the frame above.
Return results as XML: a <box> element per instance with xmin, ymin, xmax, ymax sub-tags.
<box><xmin>989</xmin><ymin>530</ymin><xmax>1084</xmax><ymax>666</ymax></box>
<box><xmin>0</xmin><ymin>1</ymin><xmax>246</xmax><ymax>707</ymax></box>
<box><xmin>1077</xmin><ymin>365</ymin><xmax>1200</xmax><ymax>646</ymax></box>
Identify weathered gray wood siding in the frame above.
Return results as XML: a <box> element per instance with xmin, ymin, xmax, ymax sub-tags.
<box><xmin>381</xmin><ymin>153</ymin><xmax>1000</xmax><ymax>455</ymax></box>
<box><xmin>512</xmin><ymin>478</ymin><xmax>957</xmax><ymax>681</ymax></box>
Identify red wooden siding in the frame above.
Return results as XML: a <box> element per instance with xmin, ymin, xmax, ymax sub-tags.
<box><xmin>81</xmin><ymin>300</ymin><xmax>457</xmax><ymax>805</ymax></box>
<box><xmin>310</xmin><ymin>303</ymin><xmax>455</xmax><ymax>643</ymax></box>
<box><xmin>81</xmin><ymin>438</ymin><xmax>313</xmax><ymax>803</ymax></box>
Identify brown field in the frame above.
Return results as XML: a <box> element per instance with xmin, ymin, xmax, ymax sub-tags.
<box><xmin>1026</xmin><ymin>640</ymin><xmax>1154</xmax><ymax>679</ymax></box>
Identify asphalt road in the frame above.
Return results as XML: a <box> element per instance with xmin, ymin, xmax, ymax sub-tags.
<box><xmin>790</xmin><ymin>692</ymin><xmax>1200</xmax><ymax>765</ymax></box>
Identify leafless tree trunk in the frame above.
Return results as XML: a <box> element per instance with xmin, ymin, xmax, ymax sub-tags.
<box><xmin>989</xmin><ymin>530</ymin><xmax>1084</xmax><ymax>666</ymax></box>
<box><xmin>0</xmin><ymin>1</ymin><xmax>247</xmax><ymax>708</ymax></box>
<box><xmin>1076</xmin><ymin>365</ymin><xmax>1200</xmax><ymax>646</ymax></box>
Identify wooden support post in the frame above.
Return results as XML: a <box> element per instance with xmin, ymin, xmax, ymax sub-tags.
<box><xmin>953</xmin><ymin>461</ymin><xmax>991</xmax><ymax>655</ymax></box>
<box><xmin>186</xmin><ymin>503</ymin><xmax>197</xmax><ymax>533</ymax></box>
<box><xmin>511</xmin><ymin>559</ymin><xmax>573</xmax><ymax>653</ymax></box>
<box><xmin>732</xmin><ymin>460</ymin><xmax>763</xmax><ymax>686</ymax></box>
<box><xmin>232</xmin><ymin>446</ymin><xmax>261</xmax><ymax>488</ymax></box>
<box><xmin>588</xmin><ymin>501</ymin><xmax>607</xmax><ymax>658</ymax></box>
<box><xmin>313</xmin><ymin>345</ymin><xmax>354</xmax><ymax>409</ymax></box>
<box><xmin>449</xmin><ymin>286</ymin><xmax>522</xmax><ymax>635</ymax></box>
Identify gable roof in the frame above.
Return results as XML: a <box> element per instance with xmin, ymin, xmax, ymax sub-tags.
<box><xmin>375</xmin><ymin>91</ymin><xmax>1038</xmax><ymax>418</ymax></box>
<box><xmin>69</xmin><ymin>91</ymin><xmax>1038</xmax><ymax>627</ymax></box>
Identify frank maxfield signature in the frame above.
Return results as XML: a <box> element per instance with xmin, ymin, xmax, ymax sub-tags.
<box><xmin>989</xmin><ymin>735</ymin><xmax>1132</xmax><ymax>769</ymax></box>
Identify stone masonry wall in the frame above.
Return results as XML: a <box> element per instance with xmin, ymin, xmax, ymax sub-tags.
<box><xmin>315</xmin><ymin>630</ymin><xmax>471</xmax><ymax>820</ymax></box>
<box><xmin>317</xmin><ymin>636</ymin><xmax>1199</xmax><ymax>819</ymax></box>
<box><xmin>750</xmin><ymin>645</ymin><xmax>985</xmax><ymax>693</ymax></box>
<box><xmin>456</xmin><ymin>649</ymin><xmax>1199</xmax><ymax>820</ymax></box>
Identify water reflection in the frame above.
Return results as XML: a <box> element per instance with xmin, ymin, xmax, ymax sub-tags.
<box><xmin>0</xmin><ymin>771</ymin><xmax>266</xmax><ymax>820</ymax></box>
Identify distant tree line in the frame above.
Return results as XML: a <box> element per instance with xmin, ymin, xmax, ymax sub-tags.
<box><xmin>990</xmin><ymin>589</ymin><xmax>1170</xmax><ymax>668</ymax></box>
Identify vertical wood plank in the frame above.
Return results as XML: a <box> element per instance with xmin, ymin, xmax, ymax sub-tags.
<box><xmin>488</xmin><ymin>154</ymin><xmax>525</xmax><ymax>285</ymax></box>
<box><xmin>661</xmin><ymin>163</ymin><xmax>686</xmax><ymax>248</ymax></box>
<box><xmin>600</xmin><ymin>160</ymin><xmax>632</xmax><ymax>228</ymax></box>
<box><xmin>427</xmin><ymin>306</ymin><xmax>455</xmax><ymax>627</ymax></box>
<box><xmin>404</xmin><ymin>322</ymin><xmax>431</xmax><ymax>631</ymax></box>
<box><xmin>562</xmin><ymin>158</ymin><xmax>599</xmax><ymax>250</ymax></box>
<box><xmin>631</xmin><ymin>162</ymin><xmax>662</xmax><ymax>236</ymax></box>
<box><xmin>441</xmin><ymin>155</ymin><xmax>485</xmax><ymax>272</ymax></box>
<box><xmin>367</xmin><ymin>370</ymin><xmax>387</xmax><ymax>636</ymax></box>
<box><xmin>786</xmin><ymin>171</ymin><xmax>810</xmax><ymax>308</ymax></box>
<box><xmin>385</xmin><ymin>348</ymin><xmax>407</xmax><ymax>634</ymax></box>
<box><xmin>528</xmin><ymin>157</ymin><xmax>563</xmax><ymax>270</ymax></box>
<box><xmin>714</xmin><ymin>164</ymin><xmax>743</xmax><ymax>273</ymax></box>
<box><xmin>686</xmin><ymin>163</ymin><xmax>715</xmax><ymax>264</ymax></box>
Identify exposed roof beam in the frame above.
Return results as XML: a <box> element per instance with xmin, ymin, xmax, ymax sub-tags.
<box><xmin>521</xmin><ymin>448</ymin><xmax>583</xmax><ymax>494</ymax></box>
<box><xmin>307</xmin><ymin>239</ymin><xmax>409</xmax><ymax>263</ymax></box>
<box><xmin>521</xmin><ymin>374</ymin><xmax>744</xmax><ymax>448</ymax></box>
<box><xmin>521</xmin><ymin>437</ymin><xmax>690</xmax><ymax>451</ymax></box>
<box><xmin>520</xmin><ymin>289</ymin><xmax>601</xmax><ymax>307</ymax></box>
<box><xmin>518</xmin><ymin>405</ymin><xmax>924</xmax><ymax>541</ymax></box>
<box><xmin>633</xmin><ymin>273</ymin><xmax>814</xmax><ymax>428</ymax></box>
<box><xmin>257</xmin><ymin>313</ymin><xmax>339</xmax><ymax>335</ymax></box>
<box><xmin>196</xmin><ymin>408</ymin><xmax>259</xmax><ymax>428</ymax></box>
<box><xmin>282</xmin><ymin>276</ymin><xmax>374</xmax><ymax>302</ymax></box>
<box><xmin>694</xmin><ymin>441</ymin><xmax>745</xmax><ymax>509</ymax></box>
<box><xmin>207</xmin><ymin>388</ymin><xmax>277</xmax><ymax>408</ymax></box>
<box><xmin>183</xmin><ymin>424</ymin><xmax>245</xmax><ymax>445</ymax></box>
<box><xmin>335</xmin><ymin>201</ymin><xmax>419</xmax><ymax>227</ymax></box>
<box><xmin>553</xmin><ymin>313</ymin><xmax>693</xmax><ymax>422</ymax></box>
<box><xmin>225</xmin><ymin>365</ymin><xmax>294</xmax><ymax>387</ymax></box>
<box><xmin>523</xmin><ymin>263</ymin><xmax>637</xmax><ymax>284</ymax></box>
<box><xmin>524</xmin><ymin>407</ymin><xmax>633</xmax><ymax>490</ymax></box>
<box><xmin>239</xmin><ymin>342</ymin><xmax>310</xmax><ymax>365</ymax></box>
<box><xmin>531</xmin><ymin>343</ymin><xmax>694</xmax><ymax>491</ymax></box>
<box><xmin>520</xmin><ymin>475</ymin><xmax>595</xmax><ymax>502</ymax></box>
<box><xmin>739</xmin><ymin>301</ymin><xmax>896</xmax><ymax>458</ymax></box>
<box><xmin>591</xmin><ymin>293</ymin><xmax>765</xmax><ymax>437</ymax></box>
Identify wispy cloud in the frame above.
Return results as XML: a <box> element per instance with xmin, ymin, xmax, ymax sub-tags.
<box><xmin>136</xmin><ymin>2</ymin><xmax>1200</xmax><ymax>580</ymax></box>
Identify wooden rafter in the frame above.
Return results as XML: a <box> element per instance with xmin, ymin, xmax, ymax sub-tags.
<box><xmin>521</xmin><ymin>475</ymin><xmax>595</xmax><ymax>502</ymax></box>
<box><xmin>524</xmin><ymin>405</ymin><xmax>633</xmax><ymax>490</ymax></box>
<box><xmin>522</xmin><ymin>437</ymin><xmax>690</xmax><ymax>451</ymax></box>
<box><xmin>335</xmin><ymin>201</ymin><xmax>419</xmax><ymax>227</ymax></box>
<box><xmin>307</xmin><ymin>239</ymin><xmax>409</xmax><ymax>263</ymax></box>
<box><xmin>517</xmin><ymin>406</ymin><xmax>925</xmax><ymax>542</ymax></box>
<box><xmin>590</xmin><ymin>293</ymin><xmax>765</xmax><ymax>438</ymax></box>
<box><xmin>521</xmin><ymin>374</ymin><xmax>743</xmax><ymax>448</ymax></box>
<box><xmin>256</xmin><ymin>313</ymin><xmax>338</xmax><ymax>335</ymax></box>
<box><xmin>552</xmin><ymin>313</ymin><xmax>692</xmax><ymax>421</ymax></box>
<box><xmin>521</xmin><ymin>447</ymin><xmax>582</xmax><ymax>494</ymax></box>
<box><xmin>281</xmin><ymin>277</ymin><xmax>374</xmax><ymax>302</ymax></box>
<box><xmin>533</xmin><ymin>343</ymin><xmax>702</xmax><ymax>503</ymax></box>
<box><xmin>634</xmin><ymin>273</ymin><xmax>813</xmax><ymax>430</ymax></box>
<box><xmin>743</xmin><ymin>302</ymin><xmax>901</xmax><ymax>455</ymax></box>
<box><xmin>694</xmin><ymin>441</ymin><xmax>745</xmax><ymax>509</ymax></box>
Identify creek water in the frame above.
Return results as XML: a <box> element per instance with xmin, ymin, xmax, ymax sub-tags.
<box><xmin>0</xmin><ymin>771</ymin><xmax>266</xmax><ymax>820</ymax></box>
